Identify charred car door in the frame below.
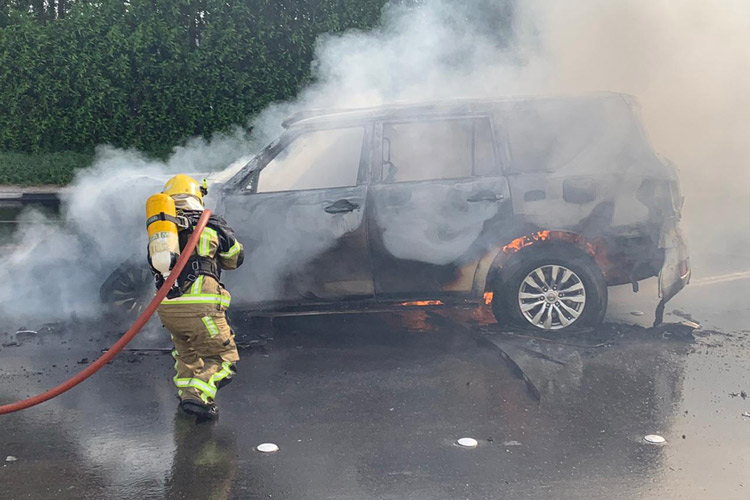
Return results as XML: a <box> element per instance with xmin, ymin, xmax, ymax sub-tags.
<box><xmin>368</xmin><ymin>116</ymin><xmax>512</xmax><ymax>297</ymax></box>
<box><xmin>219</xmin><ymin>125</ymin><xmax>374</xmax><ymax>307</ymax></box>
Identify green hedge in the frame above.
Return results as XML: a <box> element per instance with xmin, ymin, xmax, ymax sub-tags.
<box><xmin>0</xmin><ymin>151</ymin><xmax>94</xmax><ymax>185</ymax></box>
<box><xmin>0</xmin><ymin>0</ymin><xmax>388</xmax><ymax>173</ymax></box>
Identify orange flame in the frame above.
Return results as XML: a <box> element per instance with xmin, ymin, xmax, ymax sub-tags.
<box><xmin>483</xmin><ymin>291</ymin><xmax>494</xmax><ymax>305</ymax></box>
<box><xmin>400</xmin><ymin>300</ymin><xmax>444</xmax><ymax>307</ymax></box>
<box><xmin>501</xmin><ymin>231</ymin><xmax>551</xmax><ymax>254</ymax></box>
<box><xmin>500</xmin><ymin>230</ymin><xmax>607</xmax><ymax>279</ymax></box>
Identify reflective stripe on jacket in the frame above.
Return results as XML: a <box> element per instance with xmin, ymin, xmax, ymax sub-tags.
<box><xmin>157</xmin><ymin>212</ymin><xmax>242</xmax><ymax>315</ymax></box>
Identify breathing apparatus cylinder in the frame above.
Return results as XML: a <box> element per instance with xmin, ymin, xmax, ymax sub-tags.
<box><xmin>146</xmin><ymin>193</ymin><xmax>180</xmax><ymax>278</ymax></box>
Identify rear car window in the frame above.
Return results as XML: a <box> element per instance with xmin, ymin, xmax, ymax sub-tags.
<box><xmin>380</xmin><ymin>118</ymin><xmax>496</xmax><ymax>183</ymax></box>
<box><xmin>256</xmin><ymin>127</ymin><xmax>365</xmax><ymax>193</ymax></box>
<box><xmin>504</xmin><ymin>97</ymin><xmax>650</xmax><ymax>173</ymax></box>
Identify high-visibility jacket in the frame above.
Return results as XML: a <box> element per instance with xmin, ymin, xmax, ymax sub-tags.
<box><xmin>155</xmin><ymin>210</ymin><xmax>244</xmax><ymax>315</ymax></box>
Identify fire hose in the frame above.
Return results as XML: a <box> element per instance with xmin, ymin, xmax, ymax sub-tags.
<box><xmin>0</xmin><ymin>209</ymin><xmax>212</xmax><ymax>415</ymax></box>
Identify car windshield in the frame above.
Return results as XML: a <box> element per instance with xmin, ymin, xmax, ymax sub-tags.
<box><xmin>252</xmin><ymin>127</ymin><xmax>365</xmax><ymax>193</ymax></box>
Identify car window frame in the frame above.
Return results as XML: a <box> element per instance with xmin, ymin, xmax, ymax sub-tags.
<box><xmin>371</xmin><ymin>114</ymin><xmax>503</xmax><ymax>185</ymax></box>
<box><xmin>227</xmin><ymin>122</ymin><xmax>373</xmax><ymax>195</ymax></box>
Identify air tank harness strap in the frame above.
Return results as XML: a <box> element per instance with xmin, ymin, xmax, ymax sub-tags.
<box><xmin>168</xmin><ymin>257</ymin><xmax>221</xmax><ymax>298</ymax></box>
<box><xmin>146</xmin><ymin>212</ymin><xmax>184</xmax><ymax>228</ymax></box>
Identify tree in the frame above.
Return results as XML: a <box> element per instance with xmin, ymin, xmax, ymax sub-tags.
<box><xmin>0</xmin><ymin>0</ymin><xmax>389</xmax><ymax>155</ymax></box>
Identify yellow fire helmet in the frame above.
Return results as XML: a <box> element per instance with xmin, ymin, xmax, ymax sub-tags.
<box><xmin>161</xmin><ymin>174</ymin><xmax>207</xmax><ymax>205</ymax></box>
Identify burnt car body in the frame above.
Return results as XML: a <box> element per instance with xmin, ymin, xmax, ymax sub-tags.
<box><xmin>102</xmin><ymin>93</ymin><xmax>690</xmax><ymax>331</ymax></box>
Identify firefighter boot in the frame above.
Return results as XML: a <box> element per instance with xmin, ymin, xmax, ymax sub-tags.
<box><xmin>178</xmin><ymin>393</ymin><xmax>219</xmax><ymax>420</ymax></box>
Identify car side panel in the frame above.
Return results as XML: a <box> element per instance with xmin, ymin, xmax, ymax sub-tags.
<box><xmin>367</xmin><ymin>177</ymin><xmax>513</xmax><ymax>296</ymax></box>
<box><xmin>221</xmin><ymin>185</ymin><xmax>373</xmax><ymax>306</ymax></box>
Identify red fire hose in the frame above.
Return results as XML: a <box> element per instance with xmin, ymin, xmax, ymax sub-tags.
<box><xmin>0</xmin><ymin>209</ymin><xmax>212</xmax><ymax>415</ymax></box>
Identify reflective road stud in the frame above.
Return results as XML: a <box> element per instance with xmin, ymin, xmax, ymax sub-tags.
<box><xmin>644</xmin><ymin>434</ymin><xmax>666</xmax><ymax>444</ymax></box>
<box><xmin>256</xmin><ymin>443</ymin><xmax>279</xmax><ymax>453</ymax></box>
<box><xmin>457</xmin><ymin>437</ymin><xmax>478</xmax><ymax>448</ymax></box>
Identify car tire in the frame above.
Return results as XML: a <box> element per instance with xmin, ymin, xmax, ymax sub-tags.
<box><xmin>99</xmin><ymin>260</ymin><xmax>154</xmax><ymax>324</ymax></box>
<box><xmin>491</xmin><ymin>245</ymin><xmax>607</xmax><ymax>331</ymax></box>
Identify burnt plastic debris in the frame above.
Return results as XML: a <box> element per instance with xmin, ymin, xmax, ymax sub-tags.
<box><xmin>653</xmin><ymin>320</ymin><xmax>700</xmax><ymax>336</ymax></box>
<box><xmin>654</xmin><ymin>299</ymin><xmax>667</xmax><ymax>327</ymax></box>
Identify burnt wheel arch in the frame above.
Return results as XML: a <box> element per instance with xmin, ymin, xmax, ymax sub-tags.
<box><xmin>489</xmin><ymin>242</ymin><xmax>608</xmax><ymax>331</ymax></box>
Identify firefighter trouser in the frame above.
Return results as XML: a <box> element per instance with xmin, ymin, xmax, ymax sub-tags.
<box><xmin>158</xmin><ymin>308</ymin><xmax>239</xmax><ymax>404</ymax></box>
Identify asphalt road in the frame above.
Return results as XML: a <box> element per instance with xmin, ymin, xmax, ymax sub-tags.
<box><xmin>1</xmin><ymin>271</ymin><xmax>749</xmax><ymax>499</ymax></box>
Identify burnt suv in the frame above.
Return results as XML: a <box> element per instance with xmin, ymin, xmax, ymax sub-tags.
<box><xmin>101</xmin><ymin>93</ymin><xmax>690</xmax><ymax>331</ymax></box>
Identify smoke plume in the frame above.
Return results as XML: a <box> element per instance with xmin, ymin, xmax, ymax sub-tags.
<box><xmin>0</xmin><ymin>130</ymin><xmax>257</xmax><ymax>322</ymax></box>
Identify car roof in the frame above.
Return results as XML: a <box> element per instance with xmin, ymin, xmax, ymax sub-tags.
<box><xmin>283</xmin><ymin>92</ymin><xmax>634</xmax><ymax>129</ymax></box>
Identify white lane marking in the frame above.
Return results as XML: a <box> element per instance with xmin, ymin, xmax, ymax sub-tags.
<box><xmin>690</xmin><ymin>271</ymin><xmax>750</xmax><ymax>287</ymax></box>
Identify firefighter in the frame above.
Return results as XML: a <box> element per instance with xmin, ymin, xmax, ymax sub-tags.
<box><xmin>151</xmin><ymin>174</ymin><xmax>244</xmax><ymax>419</ymax></box>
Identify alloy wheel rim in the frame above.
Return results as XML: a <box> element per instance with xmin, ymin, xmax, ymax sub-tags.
<box><xmin>517</xmin><ymin>264</ymin><xmax>586</xmax><ymax>330</ymax></box>
<box><xmin>111</xmin><ymin>267</ymin><xmax>152</xmax><ymax>314</ymax></box>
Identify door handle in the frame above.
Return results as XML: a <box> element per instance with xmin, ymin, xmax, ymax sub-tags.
<box><xmin>466</xmin><ymin>191</ymin><xmax>504</xmax><ymax>202</ymax></box>
<box><xmin>324</xmin><ymin>199</ymin><xmax>360</xmax><ymax>214</ymax></box>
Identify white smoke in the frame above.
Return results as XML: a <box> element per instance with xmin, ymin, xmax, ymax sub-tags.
<box><xmin>520</xmin><ymin>0</ymin><xmax>750</xmax><ymax>269</ymax></box>
<box><xmin>0</xmin><ymin>129</ymin><xmax>258</xmax><ymax>322</ymax></box>
<box><xmin>1</xmin><ymin>0</ymin><xmax>747</xmax><ymax>323</ymax></box>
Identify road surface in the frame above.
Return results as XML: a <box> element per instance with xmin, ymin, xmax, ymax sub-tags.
<box><xmin>1</xmin><ymin>272</ymin><xmax>748</xmax><ymax>499</ymax></box>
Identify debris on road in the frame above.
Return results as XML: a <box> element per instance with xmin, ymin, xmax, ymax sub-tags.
<box><xmin>102</xmin><ymin>348</ymin><xmax>172</xmax><ymax>354</ymax></box>
<box><xmin>630</xmin><ymin>311</ymin><xmax>645</xmax><ymax>316</ymax></box>
<box><xmin>482</xmin><ymin>327</ymin><xmax>609</xmax><ymax>349</ymax></box>
<box><xmin>654</xmin><ymin>321</ymin><xmax>700</xmax><ymax>337</ymax></box>
<box><xmin>519</xmin><ymin>347</ymin><xmax>566</xmax><ymax>365</ymax></box>
<box><xmin>742</xmin><ymin>412</ymin><xmax>750</xmax><ymax>418</ymax></box>
<box><xmin>238</xmin><ymin>339</ymin><xmax>266</xmax><ymax>348</ymax></box>
<box><xmin>5</xmin><ymin>456</ymin><xmax>17</xmax><ymax>462</ymax></box>
<box><xmin>457</xmin><ymin>437</ymin><xmax>478</xmax><ymax>448</ymax></box>
<box><xmin>672</xmin><ymin>309</ymin><xmax>697</xmax><ymax>322</ymax></box>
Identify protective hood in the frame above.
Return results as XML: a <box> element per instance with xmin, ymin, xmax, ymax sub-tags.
<box><xmin>173</xmin><ymin>195</ymin><xmax>204</xmax><ymax>212</ymax></box>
